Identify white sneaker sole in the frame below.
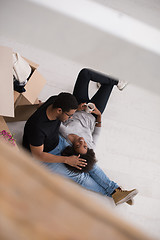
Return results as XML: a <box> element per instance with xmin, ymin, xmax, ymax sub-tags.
<box><xmin>117</xmin><ymin>82</ymin><xmax>128</xmax><ymax>91</ymax></box>
<box><xmin>116</xmin><ymin>189</ymin><xmax>138</xmax><ymax>205</ymax></box>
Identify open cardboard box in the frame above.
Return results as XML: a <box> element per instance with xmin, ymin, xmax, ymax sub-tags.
<box><xmin>14</xmin><ymin>56</ymin><xmax>46</xmax><ymax>106</ymax></box>
<box><xmin>0</xmin><ymin>45</ymin><xmax>46</xmax><ymax>121</ymax></box>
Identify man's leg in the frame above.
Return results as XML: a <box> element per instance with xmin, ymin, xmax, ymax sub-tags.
<box><xmin>49</xmin><ymin>135</ymin><xmax>70</xmax><ymax>156</ymax></box>
<box><xmin>43</xmin><ymin>160</ymin><xmax>137</xmax><ymax>204</ymax></box>
<box><xmin>89</xmin><ymin>164</ymin><xmax>119</xmax><ymax>197</ymax></box>
<box><xmin>43</xmin><ymin>136</ymin><xmax>109</xmax><ymax>195</ymax></box>
<box><xmin>89</xmin><ymin>164</ymin><xmax>138</xmax><ymax>205</ymax></box>
<box><xmin>42</xmin><ymin>135</ymin><xmax>71</xmax><ymax>173</ymax></box>
<box><xmin>42</xmin><ymin>161</ymin><xmax>111</xmax><ymax>196</ymax></box>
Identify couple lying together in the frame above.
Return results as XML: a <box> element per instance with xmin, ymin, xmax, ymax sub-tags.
<box><xmin>23</xmin><ymin>68</ymin><xmax>138</xmax><ymax>206</ymax></box>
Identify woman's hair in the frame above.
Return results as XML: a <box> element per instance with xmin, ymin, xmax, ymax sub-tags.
<box><xmin>61</xmin><ymin>145</ymin><xmax>97</xmax><ymax>173</ymax></box>
<box><xmin>52</xmin><ymin>92</ymin><xmax>78</xmax><ymax>112</ymax></box>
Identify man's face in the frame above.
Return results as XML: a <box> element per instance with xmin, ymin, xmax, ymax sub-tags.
<box><xmin>59</xmin><ymin>109</ymin><xmax>76</xmax><ymax>122</ymax></box>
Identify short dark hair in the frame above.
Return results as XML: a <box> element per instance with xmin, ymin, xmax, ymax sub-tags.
<box><xmin>52</xmin><ymin>92</ymin><xmax>78</xmax><ymax>112</ymax></box>
<box><xmin>61</xmin><ymin>145</ymin><xmax>97</xmax><ymax>173</ymax></box>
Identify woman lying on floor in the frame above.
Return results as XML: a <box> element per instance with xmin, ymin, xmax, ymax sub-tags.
<box><xmin>43</xmin><ymin>68</ymin><xmax>138</xmax><ymax>205</ymax></box>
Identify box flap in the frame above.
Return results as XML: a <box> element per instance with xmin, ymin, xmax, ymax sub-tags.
<box><xmin>22</xmin><ymin>70</ymin><xmax>46</xmax><ymax>104</ymax></box>
<box><xmin>0</xmin><ymin>46</ymin><xmax>14</xmax><ymax>117</ymax></box>
<box><xmin>14</xmin><ymin>91</ymin><xmax>20</xmax><ymax>104</ymax></box>
<box><xmin>23</xmin><ymin>57</ymin><xmax>39</xmax><ymax>69</ymax></box>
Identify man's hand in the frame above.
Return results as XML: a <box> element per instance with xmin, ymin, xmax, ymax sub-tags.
<box><xmin>65</xmin><ymin>155</ymin><xmax>87</xmax><ymax>170</ymax></box>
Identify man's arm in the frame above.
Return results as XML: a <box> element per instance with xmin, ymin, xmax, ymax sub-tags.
<box><xmin>30</xmin><ymin>144</ymin><xmax>87</xmax><ymax>170</ymax></box>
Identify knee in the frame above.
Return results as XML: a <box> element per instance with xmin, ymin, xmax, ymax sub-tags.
<box><xmin>80</xmin><ymin>68</ymin><xmax>88</xmax><ymax>72</ymax></box>
<box><xmin>79</xmin><ymin>68</ymin><xmax>90</xmax><ymax>76</ymax></box>
<box><xmin>89</xmin><ymin>163</ymin><xmax>98</xmax><ymax>173</ymax></box>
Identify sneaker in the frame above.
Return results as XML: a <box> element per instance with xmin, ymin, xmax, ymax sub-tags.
<box><xmin>97</xmin><ymin>82</ymin><xmax>101</xmax><ymax>88</ymax></box>
<box><xmin>126</xmin><ymin>199</ymin><xmax>134</xmax><ymax>205</ymax></box>
<box><xmin>117</xmin><ymin>80</ymin><xmax>128</xmax><ymax>90</ymax></box>
<box><xmin>112</xmin><ymin>188</ymin><xmax>138</xmax><ymax>205</ymax></box>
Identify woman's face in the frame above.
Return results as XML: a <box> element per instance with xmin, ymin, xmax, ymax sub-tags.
<box><xmin>73</xmin><ymin>137</ymin><xmax>88</xmax><ymax>155</ymax></box>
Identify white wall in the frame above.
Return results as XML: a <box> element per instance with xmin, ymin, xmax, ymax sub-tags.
<box><xmin>0</xmin><ymin>0</ymin><xmax>160</xmax><ymax>94</ymax></box>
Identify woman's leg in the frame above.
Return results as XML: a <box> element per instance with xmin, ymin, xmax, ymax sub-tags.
<box><xmin>73</xmin><ymin>68</ymin><xmax>118</xmax><ymax>113</ymax></box>
<box><xmin>73</xmin><ymin>68</ymin><xmax>91</xmax><ymax>104</ymax></box>
<box><xmin>42</xmin><ymin>161</ymin><xmax>112</xmax><ymax>196</ymax></box>
<box><xmin>89</xmin><ymin>164</ymin><xmax>119</xmax><ymax>197</ymax></box>
<box><xmin>91</xmin><ymin>84</ymin><xmax>114</xmax><ymax>114</ymax></box>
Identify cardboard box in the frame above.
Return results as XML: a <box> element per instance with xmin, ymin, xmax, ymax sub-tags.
<box><xmin>0</xmin><ymin>45</ymin><xmax>46</xmax><ymax>118</ymax></box>
<box><xmin>5</xmin><ymin>104</ymin><xmax>40</xmax><ymax>122</ymax></box>
<box><xmin>0</xmin><ymin>46</ymin><xmax>14</xmax><ymax>117</ymax></box>
<box><xmin>14</xmin><ymin>56</ymin><xmax>46</xmax><ymax>106</ymax></box>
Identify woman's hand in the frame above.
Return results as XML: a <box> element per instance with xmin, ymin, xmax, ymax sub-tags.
<box><xmin>77</xmin><ymin>103</ymin><xmax>86</xmax><ymax>111</ymax></box>
<box><xmin>91</xmin><ymin>104</ymin><xmax>102</xmax><ymax>127</ymax></box>
<box><xmin>65</xmin><ymin>155</ymin><xmax>87</xmax><ymax>170</ymax></box>
<box><xmin>92</xmin><ymin>104</ymin><xmax>101</xmax><ymax>116</ymax></box>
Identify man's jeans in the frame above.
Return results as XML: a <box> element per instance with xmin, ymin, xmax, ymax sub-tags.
<box><xmin>42</xmin><ymin>135</ymin><xmax>119</xmax><ymax>197</ymax></box>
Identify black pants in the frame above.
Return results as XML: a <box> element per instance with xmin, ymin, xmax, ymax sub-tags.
<box><xmin>73</xmin><ymin>68</ymin><xmax>118</xmax><ymax>114</ymax></box>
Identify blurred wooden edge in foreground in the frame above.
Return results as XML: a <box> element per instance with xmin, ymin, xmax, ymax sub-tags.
<box><xmin>0</xmin><ymin>140</ymin><xmax>153</xmax><ymax>240</ymax></box>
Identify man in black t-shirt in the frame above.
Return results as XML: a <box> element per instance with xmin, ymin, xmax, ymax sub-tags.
<box><xmin>23</xmin><ymin>92</ymin><xmax>87</xmax><ymax>169</ymax></box>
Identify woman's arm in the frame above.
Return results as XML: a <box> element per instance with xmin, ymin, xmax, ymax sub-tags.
<box><xmin>95</xmin><ymin>114</ymin><xmax>101</xmax><ymax>127</ymax></box>
<box><xmin>91</xmin><ymin>104</ymin><xmax>102</xmax><ymax>146</ymax></box>
<box><xmin>92</xmin><ymin>105</ymin><xmax>102</xmax><ymax>127</ymax></box>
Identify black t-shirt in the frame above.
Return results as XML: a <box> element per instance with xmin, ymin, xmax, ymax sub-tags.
<box><xmin>22</xmin><ymin>96</ymin><xmax>61</xmax><ymax>152</ymax></box>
